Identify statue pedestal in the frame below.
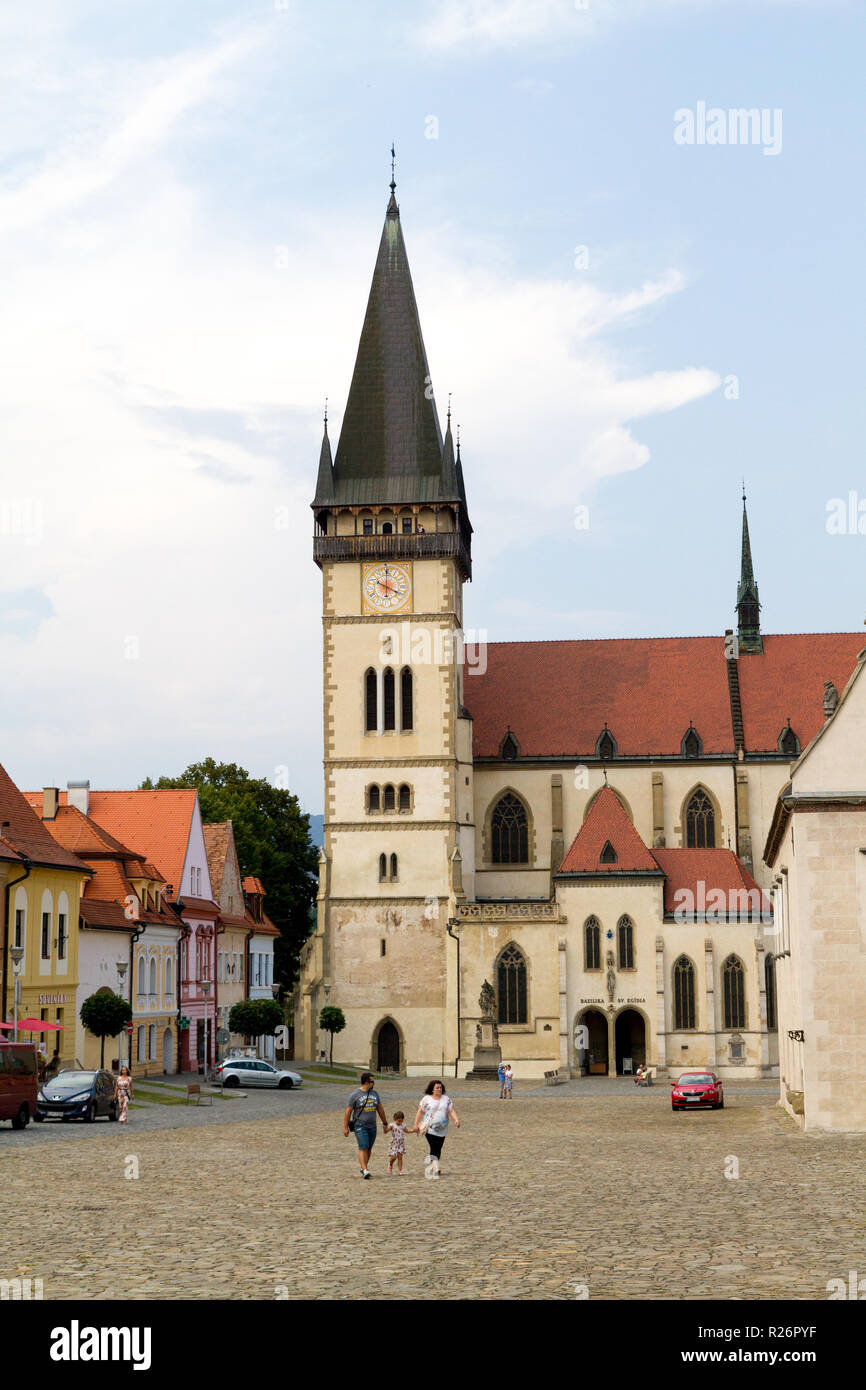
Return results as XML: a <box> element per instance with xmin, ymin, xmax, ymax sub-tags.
<box><xmin>467</xmin><ymin>1020</ymin><xmax>501</xmax><ymax>1080</ymax></box>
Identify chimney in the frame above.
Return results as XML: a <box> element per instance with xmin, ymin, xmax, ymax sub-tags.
<box><xmin>67</xmin><ymin>780</ymin><xmax>90</xmax><ymax>815</ymax></box>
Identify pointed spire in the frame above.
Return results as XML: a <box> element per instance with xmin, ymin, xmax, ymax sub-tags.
<box><xmin>314</xmin><ymin>405</ymin><xmax>334</xmax><ymax>502</ymax></box>
<box><xmin>441</xmin><ymin>402</ymin><xmax>458</xmax><ymax>494</ymax></box>
<box><xmin>736</xmin><ymin>486</ymin><xmax>762</xmax><ymax>653</ymax></box>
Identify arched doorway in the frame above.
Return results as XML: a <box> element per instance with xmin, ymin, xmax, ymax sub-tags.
<box><xmin>578</xmin><ymin>1008</ymin><xmax>609</xmax><ymax>1075</ymax></box>
<box><xmin>615</xmin><ymin>1008</ymin><xmax>646</xmax><ymax>1075</ymax></box>
<box><xmin>162</xmin><ymin>1028</ymin><xmax>174</xmax><ymax>1075</ymax></box>
<box><xmin>375</xmin><ymin>1020</ymin><xmax>400</xmax><ymax>1072</ymax></box>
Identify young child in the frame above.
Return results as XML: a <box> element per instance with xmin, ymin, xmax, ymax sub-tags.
<box><xmin>387</xmin><ymin>1111</ymin><xmax>416</xmax><ymax>1174</ymax></box>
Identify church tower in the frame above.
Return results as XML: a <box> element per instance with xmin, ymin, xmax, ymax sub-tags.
<box><xmin>304</xmin><ymin>177</ymin><xmax>474</xmax><ymax>1075</ymax></box>
<box><xmin>736</xmin><ymin>490</ymin><xmax>762</xmax><ymax>654</ymax></box>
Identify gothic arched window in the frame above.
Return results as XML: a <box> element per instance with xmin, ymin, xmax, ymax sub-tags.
<box><xmin>723</xmin><ymin>955</ymin><xmax>746</xmax><ymax>1029</ymax></box>
<box><xmin>674</xmin><ymin>956</ymin><xmax>696</xmax><ymax>1029</ymax></box>
<box><xmin>389</xmin><ymin>854</ymin><xmax>398</xmax><ymax>881</ymax></box>
<box><xmin>617</xmin><ymin>916</ymin><xmax>634</xmax><ymax>969</ymax></box>
<box><xmin>491</xmin><ymin>793</ymin><xmax>529</xmax><ymax>864</ymax></box>
<box><xmin>149</xmin><ymin>957</ymin><xmax>157</xmax><ymax>994</ymax></box>
<box><xmin>600</xmin><ymin>840</ymin><xmax>618</xmax><ymax>865</ymax></box>
<box><xmin>584</xmin><ymin>916</ymin><xmax>601</xmax><ymax>971</ymax></box>
<box><xmin>497</xmin><ymin>943</ymin><xmax>528</xmax><ymax>1025</ymax></box>
<box><xmin>765</xmin><ymin>953</ymin><xmax>777</xmax><ymax>1031</ymax></box>
<box><xmin>401</xmin><ymin>667</ymin><xmax>413</xmax><ymax>731</ymax></box>
<box><xmin>685</xmin><ymin>788</ymin><xmax>716</xmax><ymax>848</ymax></box>
<box><xmin>365</xmin><ymin>668</ymin><xmax>377</xmax><ymax>732</ymax></box>
<box><xmin>383</xmin><ymin>784</ymin><xmax>396</xmax><ymax>812</ymax></box>
<box><xmin>398</xmin><ymin>784</ymin><xmax>411</xmax><ymax>812</ymax></box>
<box><xmin>383</xmin><ymin>668</ymin><xmax>395</xmax><ymax>731</ymax></box>
<box><xmin>378</xmin><ymin>854</ymin><xmax>387</xmax><ymax>881</ymax></box>
<box><xmin>367</xmin><ymin>785</ymin><xmax>380</xmax><ymax>812</ymax></box>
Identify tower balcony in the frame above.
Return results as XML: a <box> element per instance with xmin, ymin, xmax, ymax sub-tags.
<box><xmin>313</xmin><ymin>529</ymin><xmax>471</xmax><ymax>580</ymax></box>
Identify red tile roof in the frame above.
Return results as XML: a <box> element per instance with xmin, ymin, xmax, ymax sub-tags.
<box><xmin>651</xmin><ymin>848</ymin><xmax>772</xmax><ymax>919</ymax></box>
<box><xmin>466</xmin><ymin>634</ymin><xmax>864</xmax><ymax>758</ymax></box>
<box><xmin>242</xmin><ymin>876</ymin><xmax>266</xmax><ymax>896</ymax></box>
<box><xmin>0</xmin><ymin>767</ymin><xmax>90</xmax><ymax>873</ymax></box>
<box><xmin>558</xmin><ymin>788</ymin><xmax>661</xmax><ymax>874</ymax></box>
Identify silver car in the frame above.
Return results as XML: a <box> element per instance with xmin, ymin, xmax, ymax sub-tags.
<box><xmin>212</xmin><ymin>1059</ymin><xmax>302</xmax><ymax>1090</ymax></box>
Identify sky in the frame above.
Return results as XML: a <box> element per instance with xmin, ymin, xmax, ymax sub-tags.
<box><xmin>0</xmin><ymin>0</ymin><xmax>863</xmax><ymax>816</ymax></box>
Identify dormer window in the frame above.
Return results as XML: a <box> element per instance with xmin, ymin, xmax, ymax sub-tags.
<box><xmin>681</xmin><ymin>725</ymin><xmax>702</xmax><ymax>758</ymax></box>
<box><xmin>501</xmin><ymin>730</ymin><xmax>520</xmax><ymax>761</ymax></box>
<box><xmin>600</xmin><ymin>840</ymin><xmax>617</xmax><ymax>864</ymax></box>
<box><xmin>778</xmin><ymin>723</ymin><xmax>800</xmax><ymax>757</ymax></box>
<box><xmin>596</xmin><ymin>726</ymin><xmax>616</xmax><ymax>760</ymax></box>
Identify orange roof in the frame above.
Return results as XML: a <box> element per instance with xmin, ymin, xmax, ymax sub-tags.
<box><xmin>467</xmin><ymin>633</ymin><xmax>864</xmax><ymax>758</ymax></box>
<box><xmin>55</xmin><ymin>789</ymin><xmax>197</xmax><ymax>901</ymax></box>
<box><xmin>558</xmin><ymin>788</ymin><xmax>661</xmax><ymax>874</ymax></box>
<box><xmin>0</xmin><ymin>767</ymin><xmax>89</xmax><ymax>873</ymax></box>
<box><xmin>242</xmin><ymin>875</ymin><xmax>266</xmax><ymax>896</ymax></box>
<box><xmin>652</xmin><ymin>848</ymin><xmax>772</xmax><ymax>919</ymax></box>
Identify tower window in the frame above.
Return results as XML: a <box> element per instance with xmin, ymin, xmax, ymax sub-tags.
<box><xmin>365</xmin><ymin>668</ymin><xmax>377</xmax><ymax>732</ymax></box>
<box><xmin>378</xmin><ymin>854</ymin><xmax>387</xmax><ymax>881</ymax></box>
<box><xmin>389</xmin><ymin>854</ymin><xmax>398</xmax><ymax>881</ymax></box>
<box><xmin>398</xmin><ymin>784</ymin><xmax>411</xmax><ymax>812</ymax></box>
<box><xmin>491</xmin><ymin>793</ymin><xmax>529</xmax><ymax>864</ymax></box>
<box><xmin>383</xmin><ymin>668</ymin><xmax>395</xmax><ymax>731</ymax></box>
<box><xmin>600</xmin><ymin>840</ymin><xmax>617</xmax><ymax>865</ymax></box>
<box><xmin>685</xmin><ymin>788</ymin><xmax>716</xmax><ymax>848</ymax></box>
<box><xmin>368</xmin><ymin>785</ymin><xmax>380</xmax><ymax>812</ymax></box>
<box><xmin>383</xmin><ymin>784</ymin><xmax>396</xmax><ymax>812</ymax></box>
<box><xmin>584</xmin><ymin>917</ymin><xmax>601</xmax><ymax>970</ymax></box>
<box><xmin>497</xmin><ymin>944</ymin><xmax>528</xmax><ymax>1025</ymax></box>
<box><xmin>400</xmin><ymin>667</ymin><xmax>413</xmax><ymax>731</ymax></box>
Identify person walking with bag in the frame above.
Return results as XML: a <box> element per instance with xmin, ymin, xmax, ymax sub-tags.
<box><xmin>344</xmin><ymin>1072</ymin><xmax>390</xmax><ymax>1178</ymax></box>
<box><xmin>414</xmin><ymin>1079</ymin><xmax>460</xmax><ymax>1179</ymax></box>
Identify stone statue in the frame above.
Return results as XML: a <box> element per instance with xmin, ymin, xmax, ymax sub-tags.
<box><xmin>606</xmin><ymin>950</ymin><xmax>616</xmax><ymax>1002</ymax></box>
<box><xmin>479</xmin><ymin>979</ymin><xmax>496</xmax><ymax>1019</ymax></box>
<box><xmin>823</xmin><ymin>680</ymin><xmax>839</xmax><ymax>720</ymax></box>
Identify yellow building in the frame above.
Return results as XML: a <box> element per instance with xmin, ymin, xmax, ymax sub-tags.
<box><xmin>1</xmin><ymin>776</ymin><xmax>89</xmax><ymax>1071</ymax></box>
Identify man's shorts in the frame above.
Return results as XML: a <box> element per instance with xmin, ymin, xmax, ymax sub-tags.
<box><xmin>355</xmin><ymin>1125</ymin><xmax>376</xmax><ymax>1150</ymax></box>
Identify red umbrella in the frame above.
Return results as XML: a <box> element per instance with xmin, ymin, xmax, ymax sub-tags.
<box><xmin>17</xmin><ymin>1018</ymin><xmax>65</xmax><ymax>1031</ymax></box>
<box><xmin>0</xmin><ymin>1021</ymin><xmax>16</xmax><ymax>1030</ymax></box>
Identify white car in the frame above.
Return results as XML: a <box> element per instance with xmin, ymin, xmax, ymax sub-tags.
<box><xmin>212</xmin><ymin>1059</ymin><xmax>302</xmax><ymax>1090</ymax></box>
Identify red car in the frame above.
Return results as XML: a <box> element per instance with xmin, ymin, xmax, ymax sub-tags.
<box><xmin>671</xmin><ymin>1070</ymin><xmax>724</xmax><ymax>1111</ymax></box>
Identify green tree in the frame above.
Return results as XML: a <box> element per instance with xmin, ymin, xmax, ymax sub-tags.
<box><xmin>318</xmin><ymin>1005</ymin><xmax>346</xmax><ymax>1065</ymax></box>
<box><xmin>228</xmin><ymin>998</ymin><xmax>284</xmax><ymax>1050</ymax></box>
<box><xmin>140</xmin><ymin>760</ymin><xmax>319</xmax><ymax>991</ymax></box>
<box><xmin>80</xmin><ymin>992</ymin><xmax>133</xmax><ymax>1068</ymax></box>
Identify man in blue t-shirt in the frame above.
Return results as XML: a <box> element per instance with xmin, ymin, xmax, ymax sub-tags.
<box><xmin>497</xmin><ymin>1061</ymin><xmax>506</xmax><ymax>1099</ymax></box>
<box><xmin>344</xmin><ymin>1072</ymin><xmax>390</xmax><ymax>1178</ymax></box>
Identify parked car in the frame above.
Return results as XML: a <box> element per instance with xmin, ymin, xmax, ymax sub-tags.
<box><xmin>35</xmin><ymin>1069</ymin><xmax>118</xmax><ymax>1122</ymax></box>
<box><xmin>212</xmin><ymin>1059</ymin><xmax>302</xmax><ymax>1090</ymax></box>
<box><xmin>0</xmin><ymin>1042</ymin><xmax>39</xmax><ymax>1129</ymax></box>
<box><xmin>671</xmin><ymin>1070</ymin><xmax>724</xmax><ymax>1111</ymax></box>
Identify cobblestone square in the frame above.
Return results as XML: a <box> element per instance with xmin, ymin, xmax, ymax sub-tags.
<box><xmin>3</xmin><ymin>1081</ymin><xmax>865</xmax><ymax>1301</ymax></box>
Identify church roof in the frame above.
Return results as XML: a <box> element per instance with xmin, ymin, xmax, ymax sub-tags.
<box><xmin>467</xmin><ymin>633</ymin><xmax>865</xmax><ymax>759</ymax></box>
<box><xmin>652</xmin><ymin>848</ymin><xmax>771</xmax><ymax>918</ymax></box>
<box><xmin>558</xmin><ymin>788</ymin><xmax>661</xmax><ymax>874</ymax></box>
<box><xmin>314</xmin><ymin>190</ymin><xmax>458</xmax><ymax>509</ymax></box>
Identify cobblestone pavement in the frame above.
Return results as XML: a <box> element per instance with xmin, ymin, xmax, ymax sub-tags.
<box><xmin>3</xmin><ymin>1083</ymin><xmax>864</xmax><ymax>1300</ymax></box>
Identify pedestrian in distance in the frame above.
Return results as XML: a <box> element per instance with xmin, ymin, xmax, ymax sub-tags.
<box><xmin>344</xmin><ymin>1072</ymin><xmax>390</xmax><ymax>1178</ymax></box>
<box><xmin>113</xmin><ymin>1065</ymin><xmax>133</xmax><ymax>1124</ymax></box>
<box><xmin>497</xmin><ymin>1059</ymin><xmax>506</xmax><ymax>1099</ymax></box>
<box><xmin>414</xmin><ymin>1079</ymin><xmax>460</xmax><ymax>1179</ymax></box>
<box><xmin>386</xmin><ymin>1110</ymin><xmax>417</xmax><ymax>1175</ymax></box>
<box><xmin>503</xmin><ymin>1063</ymin><xmax>513</xmax><ymax>1099</ymax></box>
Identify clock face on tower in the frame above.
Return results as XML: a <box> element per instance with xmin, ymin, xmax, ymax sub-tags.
<box><xmin>361</xmin><ymin>561</ymin><xmax>413</xmax><ymax>615</ymax></box>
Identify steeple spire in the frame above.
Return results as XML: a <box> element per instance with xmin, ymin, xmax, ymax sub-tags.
<box><xmin>736</xmin><ymin>487</ymin><xmax>762</xmax><ymax>653</ymax></box>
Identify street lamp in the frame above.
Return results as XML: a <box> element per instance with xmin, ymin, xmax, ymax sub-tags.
<box><xmin>201</xmin><ymin>980</ymin><xmax>211</xmax><ymax>1075</ymax></box>
<box><xmin>117</xmin><ymin>960</ymin><xmax>128</xmax><ymax>1070</ymax></box>
<box><xmin>10</xmin><ymin>946</ymin><xmax>24</xmax><ymax>1041</ymax></box>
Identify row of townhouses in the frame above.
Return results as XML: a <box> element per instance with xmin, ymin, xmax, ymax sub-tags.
<box><xmin>0</xmin><ymin>772</ymin><xmax>280</xmax><ymax>1077</ymax></box>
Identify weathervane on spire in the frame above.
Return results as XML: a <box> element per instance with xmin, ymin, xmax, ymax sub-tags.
<box><xmin>742</xmin><ymin>478</ymin><xmax>747</xmax><ymax>505</ymax></box>
<box><xmin>447</xmin><ymin>392</ymin><xmax>452</xmax><ymax>425</ymax></box>
<box><xmin>324</xmin><ymin>395</ymin><xmax>328</xmax><ymax>428</ymax></box>
<box><xmin>390</xmin><ymin>142</ymin><xmax>396</xmax><ymax>193</ymax></box>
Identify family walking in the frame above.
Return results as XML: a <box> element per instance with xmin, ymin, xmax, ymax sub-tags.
<box><xmin>343</xmin><ymin>1074</ymin><xmax>460</xmax><ymax>1179</ymax></box>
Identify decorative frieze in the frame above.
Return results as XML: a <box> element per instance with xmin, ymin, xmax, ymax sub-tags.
<box><xmin>456</xmin><ymin>901</ymin><xmax>559</xmax><ymax>922</ymax></box>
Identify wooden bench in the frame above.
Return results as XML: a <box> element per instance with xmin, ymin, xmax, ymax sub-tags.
<box><xmin>544</xmin><ymin>1069</ymin><xmax>566</xmax><ymax>1086</ymax></box>
<box><xmin>186</xmin><ymin>1083</ymin><xmax>213</xmax><ymax>1105</ymax></box>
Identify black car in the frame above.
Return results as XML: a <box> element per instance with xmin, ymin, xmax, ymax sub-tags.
<box><xmin>35</xmin><ymin>1069</ymin><xmax>118</xmax><ymax>1123</ymax></box>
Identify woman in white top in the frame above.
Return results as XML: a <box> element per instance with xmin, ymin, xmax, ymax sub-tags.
<box><xmin>414</xmin><ymin>1079</ymin><xmax>460</xmax><ymax>1179</ymax></box>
